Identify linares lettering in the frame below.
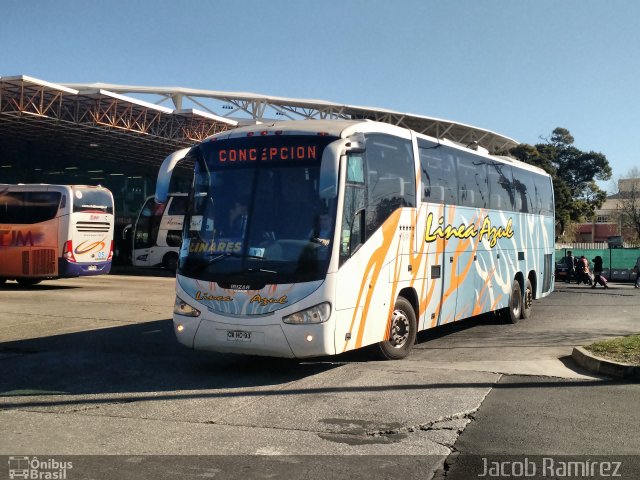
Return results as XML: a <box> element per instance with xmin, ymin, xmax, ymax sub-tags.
<box><xmin>424</xmin><ymin>213</ymin><xmax>513</xmax><ymax>248</ymax></box>
<box><xmin>218</xmin><ymin>146</ymin><xmax>317</xmax><ymax>163</ymax></box>
<box><xmin>249</xmin><ymin>294</ymin><xmax>288</xmax><ymax>306</ymax></box>
<box><xmin>189</xmin><ymin>240</ymin><xmax>242</xmax><ymax>254</ymax></box>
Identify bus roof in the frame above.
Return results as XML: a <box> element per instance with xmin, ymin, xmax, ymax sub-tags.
<box><xmin>0</xmin><ymin>184</ymin><xmax>111</xmax><ymax>191</ymax></box>
<box><xmin>202</xmin><ymin>120</ymin><xmax>548</xmax><ymax>176</ymax></box>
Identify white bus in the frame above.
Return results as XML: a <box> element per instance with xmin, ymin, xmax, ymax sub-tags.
<box><xmin>157</xmin><ymin>120</ymin><xmax>555</xmax><ymax>359</ymax></box>
<box><xmin>0</xmin><ymin>184</ymin><xmax>114</xmax><ymax>286</ymax></box>
<box><xmin>132</xmin><ymin>193</ymin><xmax>187</xmax><ymax>272</ymax></box>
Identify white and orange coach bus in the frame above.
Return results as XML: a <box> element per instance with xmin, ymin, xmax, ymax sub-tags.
<box><xmin>156</xmin><ymin>120</ymin><xmax>554</xmax><ymax>359</ymax></box>
<box><xmin>0</xmin><ymin>184</ymin><xmax>114</xmax><ymax>286</ymax></box>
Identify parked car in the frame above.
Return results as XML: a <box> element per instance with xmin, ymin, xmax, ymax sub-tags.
<box><xmin>555</xmin><ymin>257</ymin><xmax>571</xmax><ymax>282</ymax></box>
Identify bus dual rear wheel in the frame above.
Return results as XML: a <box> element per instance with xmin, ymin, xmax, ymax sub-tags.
<box><xmin>521</xmin><ymin>278</ymin><xmax>533</xmax><ymax>320</ymax></box>
<box><xmin>506</xmin><ymin>279</ymin><xmax>523</xmax><ymax>324</ymax></box>
<box><xmin>376</xmin><ymin>297</ymin><xmax>417</xmax><ymax>360</ymax></box>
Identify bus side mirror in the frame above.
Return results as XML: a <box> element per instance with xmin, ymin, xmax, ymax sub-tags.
<box><xmin>319</xmin><ymin>134</ymin><xmax>365</xmax><ymax>199</ymax></box>
<box><xmin>319</xmin><ymin>139</ymin><xmax>347</xmax><ymax>199</ymax></box>
<box><xmin>155</xmin><ymin>147</ymin><xmax>191</xmax><ymax>203</ymax></box>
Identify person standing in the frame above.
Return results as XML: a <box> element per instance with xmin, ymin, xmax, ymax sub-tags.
<box><xmin>578</xmin><ymin>255</ymin><xmax>593</xmax><ymax>285</ymax></box>
<box><xmin>566</xmin><ymin>251</ymin><xmax>576</xmax><ymax>283</ymax></box>
<box><xmin>591</xmin><ymin>255</ymin><xmax>608</xmax><ymax>289</ymax></box>
<box><xmin>634</xmin><ymin>255</ymin><xmax>640</xmax><ymax>289</ymax></box>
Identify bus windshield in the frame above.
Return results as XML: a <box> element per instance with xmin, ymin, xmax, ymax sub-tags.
<box><xmin>180</xmin><ymin>135</ymin><xmax>338</xmax><ymax>285</ymax></box>
<box><xmin>72</xmin><ymin>187</ymin><xmax>114</xmax><ymax>214</ymax></box>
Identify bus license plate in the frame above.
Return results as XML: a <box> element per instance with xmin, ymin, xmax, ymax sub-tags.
<box><xmin>227</xmin><ymin>330</ymin><xmax>251</xmax><ymax>342</ymax></box>
<box><xmin>87</xmin><ymin>265</ymin><xmax>97</xmax><ymax>271</ymax></box>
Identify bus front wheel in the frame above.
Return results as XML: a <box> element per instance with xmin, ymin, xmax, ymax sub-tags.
<box><xmin>376</xmin><ymin>297</ymin><xmax>416</xmax><ymax>360</ymax></box>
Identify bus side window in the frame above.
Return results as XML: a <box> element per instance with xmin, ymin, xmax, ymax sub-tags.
<box><xmin>134</xmin><ymin>198</ymin><xmax>155</xmax><ymax>249</ymax></box>
<box><xmin>166</xmin><ymin>230</ymin><xmax>182</xmax><ymax>247</ymax></box>
<box><xmin>457</xmin><ymin>153</ymin><xmax>488</xmax><ymax>208</ymax></box>
<box><xmin>168</xmin><ymin>196</ymin><xmax>188</xmax><ymax>216</ymax></box>
<box><xmin>340</xmin><ymin>154</ymin><xmax>365</xmax><ymax>263</ymax></box>
<box><xmin>419</xmin><ymin>145</ymin><xmax>458</xmax><ymax>206</ymax></box>
<box><xmin>364</xmin><ymin>134</ymin><xmax>415</xmax><ymax>238</ymax></box>
<box><xmin>535</xmin><ymin>175</ymin><xmax>554</xmax><ymax>216</ymax></box>
<box><xmin>513</xmin><ymin>170</ymin><xmax>535</xmax><ymax>214</ymax></box>
<box><xmin>488</xmin><ymin>163</ymin><xmax>514</xmax><ymax>211</ymax></box>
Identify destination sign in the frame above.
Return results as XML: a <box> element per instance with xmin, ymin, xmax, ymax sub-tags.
<box><xmin>202</xmin><ymin>135</ymin><xmax>337</xmax><ymax>166</ymax></box>
<box><xmin>219</xmin><ymin>145</ymin><xmax>318</xmax><ymax>163</ymax></box>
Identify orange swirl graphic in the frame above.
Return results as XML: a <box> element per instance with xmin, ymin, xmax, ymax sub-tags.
<box><xmin>74</xmin><ymin>238</ymin><xmax>106</xmax><ymax>254</ymax></box>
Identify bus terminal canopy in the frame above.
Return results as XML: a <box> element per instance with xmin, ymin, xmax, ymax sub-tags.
<box><xmin>0</xmin><ymin>75</ymin><xmax>519</xmax><ymax>170</ymax></box>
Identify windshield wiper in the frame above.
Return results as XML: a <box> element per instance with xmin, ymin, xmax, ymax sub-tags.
<box><xmin>245</xmin><ymin>267</ymin><xmax>278</xmax><ymax>274</ymax></box>
<box><xmin>186</xmin><ymin>252</ymin><xmax>266</xmax><ymax>275</ymax></box>
<box><xmin>186</xmin><ymin>252</ymin><xmax>240</xmax><ymax>274</ymax></box>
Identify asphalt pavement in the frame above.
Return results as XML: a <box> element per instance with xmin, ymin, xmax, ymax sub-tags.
<box><xmin>0</xmin><ymin>275</ymin><xmax>638</xmax><ymax>479</ymax></box>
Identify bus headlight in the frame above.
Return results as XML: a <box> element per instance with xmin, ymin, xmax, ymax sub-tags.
<box><xmin>174</xmin><ymin>296</ymin><xmax>201</xmax><ymax>317</ymax></box>
<box><xmin>282</xmin><ymin>302</ymin><xmax>331</xmax><ymax>324</ymax></box>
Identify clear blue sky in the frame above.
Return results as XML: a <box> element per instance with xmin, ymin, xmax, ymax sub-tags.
<box><xmin>3</xmin><ymin>0</ymin><xmax>639</xmax><ymax>192</ymax></box>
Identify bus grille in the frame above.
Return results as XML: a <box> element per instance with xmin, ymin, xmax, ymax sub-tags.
<box><xmin>22</xmin><ymin>249</ymin><xmax>56</xmax><ymax>275</ymax></box>
<box><xmin>76</xmin><ymin>221</ymin><xmax>111</xmax><ymax>233</ymax></box>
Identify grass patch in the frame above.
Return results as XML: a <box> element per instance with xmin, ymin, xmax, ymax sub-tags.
<box><xmin>585</xmin><ymin>334</ymin><xmax>640</xmax><ymax>365</ymax></box>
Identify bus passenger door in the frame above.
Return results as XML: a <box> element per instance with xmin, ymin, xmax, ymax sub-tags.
<box><xmin>132</xmin><ymin>198</ymin><xmax>161</xmax><ymax>267</ymax></box>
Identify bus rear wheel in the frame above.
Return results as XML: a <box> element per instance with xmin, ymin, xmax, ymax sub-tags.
<box><xmin>163</xmin><ymin>252</ymin><xmax>178</xmax><ymax>273</ymax></box>
<box><xmin>506</xmin><ymin>279</ymin><xmax>523</xmax><ymax>324</ymax></box>
<box><xmin>376</xmin><ymin>297</ymin><xmax>416</xmax><ymax>360</ymax></box>
<box><xmin>0</xmin><ymin>278</ymin><xmax>6</xmax><ymax>287</ymax></box>
<box><xmin>521</xmin><ymin>278</ymin><xmax>533</xmax><ymax>319</ymax></box>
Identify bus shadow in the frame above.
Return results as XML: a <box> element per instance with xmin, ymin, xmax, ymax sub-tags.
<box><xmin>0</xmin><ymin>317</ymin><xmax>627</xmax><ymax>412</ymax></box>
<box><xmin>0</xmin><ymin>319</ymin><xmax>337</xmax><ymax>400</ymax></box>
<box><xmin>416</xmin><ymin>311</ymin><xmax>504</xmax><ymax>344</ymax></box>
<box><xmin>109</xmin><ymin>265</ymin><xmax>175</xmax><ymax>278</ymax></box>
<box><xmin>0</xmin><ymin>283</ymin><xmax>82</xmax><ymax>291</ymax></box>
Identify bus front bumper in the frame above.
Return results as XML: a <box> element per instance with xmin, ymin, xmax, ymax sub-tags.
<box><xmin>59</xmin><ymin>259</ymin><xmax>112</xmax><ymax>277</ymax></box>
<box><xmin>173</xmin><ymin>315</ymin><xmax>333</xmax><ymax>359</ymax></box>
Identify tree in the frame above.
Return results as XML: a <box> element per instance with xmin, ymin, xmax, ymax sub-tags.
<box><xmin>616</xmin><ymin>168</ymin><xmax>640</xmax><ymax>241</ymax></box>
<box><xmin>510</xmin><ymin>127</ymin><xmax>612</xmax><ymax>238</ymax></box>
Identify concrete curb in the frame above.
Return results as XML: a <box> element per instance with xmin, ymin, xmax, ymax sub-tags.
<box><xmin>572</xmin><ymin>346</ymin><xmax>640</xmax><ymax>380</ymax></box>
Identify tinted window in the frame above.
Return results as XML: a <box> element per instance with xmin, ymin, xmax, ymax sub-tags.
<box><xmin>134</xmin><ymin>198</ymin><xmax>158</xmax><ymax>249</ymax></box>
<box><xmin>166</xmin><ymin>230</ymin><xmax>182</xmax><ymax>247</ymax></box>
<box><xmin>72</xmin><ymin>188</ymin><xmax>113</xmax><ymax>214</ymax></box>
<box><xmin>0</xmin><ymin>191</ymin><xmax>61</xmax><ymax>224</ymax></box>
<box><xmin>168</xmin><ymin>196</ymin><xmax>188</xmax><ymax>216</ymax></box>
<box><xmin>340</xmin><ymin>154</ymin><xmax>366</xmax><ymax>262</ymax></box>
<box><xmin>365</xmin><ymin>134</ymin><xmax>416</xmax><ymax>236</ymax></box>
<box><xmin>182</xmin><ymin>135</ymin><xmax>339</xmax><ymax>284</ymax></box>
<box><xmin>513</xmin><ymin>169</ymin><xmax>537</xmax><ymax>214</ymax></box>
<box><xmin>419</xmin><ymin>143</ymin><xmax>458</xmax><ymax>205</ymax></box>
<box><xmin>535</xmin><ymin>174</ymin><xmax>554</xmax><ymax>216</ymax></box>
<box><xmin>457</xmin><ymin>153</ymin><xmax>488</xmax><ymax>208</ymax></box>
<box><xmin>487</xmin><ymin>163</ymin><xmax>514</xmax><ymax>211</ymax></box>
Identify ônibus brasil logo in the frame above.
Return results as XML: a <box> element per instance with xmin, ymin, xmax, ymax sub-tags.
<box><xmin>8</xmin><ymin>456</ymin><xmax>73</xmax><ymax>479</ymax></box>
